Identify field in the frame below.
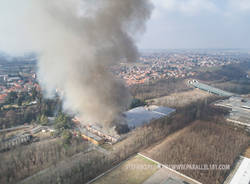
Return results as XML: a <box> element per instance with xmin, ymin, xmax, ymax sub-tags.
<box><xmin>244</xmin><ymin>146</ymin><xmax>250</xmax><ymax>158</ymax></box>
<box><xmin>142</xmin><ymin>121</ymin><xmax>250</xmax><ymax>184</ymax></box>
<box><xmin>147</xmin><ymin>89</ymin><xmax>213</xmax><ymax>108</ymax></box>
<box><xmin>92</xmin><ymin>155</ymin><xmax>159</xmax><ymax>184</ymax></box>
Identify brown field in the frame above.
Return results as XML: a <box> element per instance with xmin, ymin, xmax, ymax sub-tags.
<box><xmin>244</xmin><ymin>146</ymin><xmax>250</xmax><ymax>158</ymax></box>
<box><xmin>142</xmin><ymin>121</ymin><xmax>250</xmax><ymax>184</ymax></box>
<box><xmin>147</xmin><ymin>89</ymin><xmax>213</xmax><ymax>108</ymax></box>
<box><xmin>92</xmin><ymin>155</ymin><xmax>159</xmax><ymax>184</ymax></box>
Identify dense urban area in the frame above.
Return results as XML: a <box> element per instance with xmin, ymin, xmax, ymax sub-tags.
<box><xmin>0</xmin><ymin>49</ymin><xmax>250</xmax><ymax>184</ymax></box>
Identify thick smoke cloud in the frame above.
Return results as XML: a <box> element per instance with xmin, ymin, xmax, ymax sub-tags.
<box><xmin>23</xmin><ymin>0</ymin><xmax>153</xmax><ymax>126</ymax></box>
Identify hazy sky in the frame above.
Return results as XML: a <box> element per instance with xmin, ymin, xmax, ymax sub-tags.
<box><xmin>139</xmin><ymin>0</ymin><xmax>250</xmax><ymax>49</ymax></box>
<box><xmin>0</xmin><ymin>0</ymin><xmax>250</xmax><ymax>54</ymax></box>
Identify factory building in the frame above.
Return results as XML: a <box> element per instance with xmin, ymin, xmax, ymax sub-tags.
<box><xmin>123</xmin><ymin>105</ymin><xmax>176</xmax><ymax>129</ymax></box>
<box><xmin>86</xmin><ymin>125</ymin><xmax>118</xmax><ymax>144</ymax></box>
<box><xmin>214</xmin><ymin>96</ymin><xmax>250</xmax><ymax>130</ymax></box>
<box><xmin>72</xmin><ymin>116</ymin><xmax>119</xmax><ymax>144</ymax></box>
<box><xmin>81</xmin><ymin>128</ymin><xmax>104</xmax><ymax>145</ymax></box>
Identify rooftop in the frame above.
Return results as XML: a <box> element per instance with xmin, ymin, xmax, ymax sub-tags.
<box><xmin>214</xmin><ymin>96</ymin><xmax>250</xmax><ymax>128</ymax></box>
<box><xmin>228</xmin><ymin>157</ymin><xmax>250</xmax><ymax>184</ymax></box>
<box><xmin>80</xmin><ymin>128</ymin><xmax>103</xmax><ymax>141</ymax></box>
<box><xmin>124</xmin><ymin>105</ymin><xmax>175</xmax><ymax>129</ymax></box>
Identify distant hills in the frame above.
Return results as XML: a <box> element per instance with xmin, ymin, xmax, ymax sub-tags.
<box><xmin>0</xmin><ymin>51</ymin><xmax>37</xmax><ymax>63</ymax></box>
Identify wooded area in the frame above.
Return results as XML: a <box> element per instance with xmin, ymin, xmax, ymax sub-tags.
<box><xmin>143</xmin><ymin>120</ymin><xmax>250</xmax><ymax>184</ymax></box>
<box><xmin>129</xmin><ymin>78</ymin><xmax>191</xmax><ymax>100</ymax></box>
<box><xmin>0</xmin><ymin>137</ymin><xmax>89</xmax><ymax>184</ymax></box>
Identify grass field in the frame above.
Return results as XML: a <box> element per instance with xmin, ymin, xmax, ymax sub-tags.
<box><xmin>92</xmin><ymin>155</ymin><xmax>159</xmax><ymax>184</ymax></box>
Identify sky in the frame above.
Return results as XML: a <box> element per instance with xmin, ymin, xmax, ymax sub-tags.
<box><xmin>0</xmin><ymin>0</ymin><xmax>250</xmax><ymax>54</ymax></box>
<box><xmin>138</xmin><ymin>0</ymin><xmax>250</xmax><ymax>49</ymax></box>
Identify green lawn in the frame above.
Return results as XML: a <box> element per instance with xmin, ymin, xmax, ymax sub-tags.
<box><xmin>93</xmin><ymin>155</ymin><xmax>159</xmax><ymax>184</ymax></box>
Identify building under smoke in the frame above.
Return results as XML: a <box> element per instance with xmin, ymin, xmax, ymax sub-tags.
<box><xmin>6</xmin><ymin>0</ymin><xmax>153</xmax><ymax>128</ymax></box>
<box><xmin>123</xmin><ymin>105</ymin><xmax>176</xmax><ymax>129</ymax></box>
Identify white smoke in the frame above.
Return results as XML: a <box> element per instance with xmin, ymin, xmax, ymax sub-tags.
<box><xmin>0</xmin><ymin>0</ymin><xmax>153</xmax><ymax>127</ymax></box>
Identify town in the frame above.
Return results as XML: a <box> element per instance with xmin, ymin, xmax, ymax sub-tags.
<box><xmin>111</xmin><ymin>50</ymin><xmax>249</xmax><ymax>86</ymax></box>
<box><xmin>0</xmin><ymin>52</ymin><xmax>38</xmax><ymax>104</ymax></box>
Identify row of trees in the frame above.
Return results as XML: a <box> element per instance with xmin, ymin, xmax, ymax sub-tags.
<box><xmin>129</xmin><ymin>78</ymin><xmax>191</xmax><ymax>100</ymax></box>
<box><xmin>196</xmin><ymin>63</ymin><xmax>248</xmax><ymax>82</ymax></box>
<box><xmin>0</xmin><ymin>106</ymin><xmax>39</xmax><ymax>129</ymax></box>
<box><xmin>0</xmin><ymin>136</ymin><xmax>89</xmax><ymax>184</ymax></box>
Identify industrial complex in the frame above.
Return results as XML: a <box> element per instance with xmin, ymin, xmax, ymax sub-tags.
<box><xmin>80</xmin><ymin>128</ymin><xmax>105</xmax><ymax>145</ymax></box>
<box><xmin>215</xmin><ymin>96</ymin><xmax>250</xmax><ymax>130</ymax></box>
<box><xmin>75</xmin><ymin>105</ymin><xmax>176</xmax><ymax>146</ymax></box>
<box><xmin>189</xmin><ymin>79</ymin><xmax>250</xmax><ymax>132</ymax></box>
